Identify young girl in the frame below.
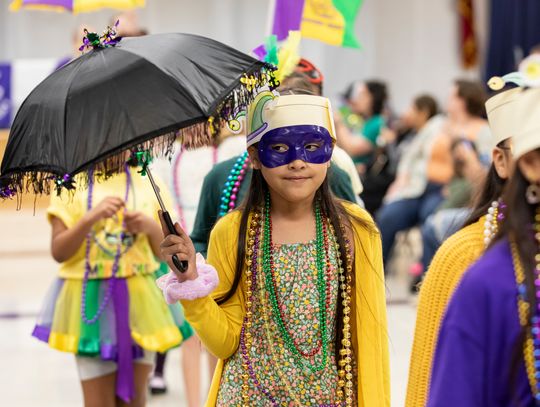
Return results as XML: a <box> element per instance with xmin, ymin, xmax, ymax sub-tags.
<box><xmin>158</xmin><ymin>94</ymin><xmax>390</xmax><ymax>406</ymax></box>
<box><xmin>427</xmin><ymin>86</ymin><xmax>540</xmax><ymax>406</ymax></box>
<box><xmin>33</xmin><ymin>157</ymin><xmax>189</xmax><ymax>406</ymax></box>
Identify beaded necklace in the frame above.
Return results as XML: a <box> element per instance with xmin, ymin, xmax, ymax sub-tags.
<box><xmin>239</xmin><ymin>204</ymin><xmax>355</xmax><ymax>406</ymax></box>
<box><xmin>91</xmin><ymin>232</ymin><xmax>134</xmax><ymax>257</ymax></box>
<box><xmin>91</xmin><ymin>173</ymin><xmax>136</xmax><ymax>257</ymax></box>
<box><xmin>218</xmin><ymin>151</ymin><xmax>250</xmax><ymax>218</ymax></box>
<box><xmin>257</xmin><ymin>258</ymin><xmax>309</xmax><ymax>406</ymax></box>
<box><xmin>257</xmin><ymin>221</ymin><xmax>347</xmax><ymax>406</ymax></box>
<box><xmin>484</xmin><ymin>199</ymin><xmax>506</xmax><ymax>247</ymax></box>
<box><xmin>240</xmin><ymin>212</ymin><xmax>279</xmax><ymax>406</ymax></box>
<box><xmin>262</xmin><ymin>194</ymin><xmax>330</xmax><ymax>372</ymax></box>
<box><xmin>512</xmin><ymin>207</ymin><xmax>540</xmax><ymax>403</ymax></box>
<box><xmin>329</xmin><ymin>221</ymin><xmax>354</xmax><ymax>405</ymax></box>
<box><xmin>173</xmin><ymin>146</ymin><xmax>218</xmax><ymax>229</ymax></box>
<box><xmin>81</xmin><ymin>165</ymin><xmax>130</xmax><ymax>324</ymax></box>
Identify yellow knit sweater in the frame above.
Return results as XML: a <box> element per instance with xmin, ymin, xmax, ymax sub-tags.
<box><xmin>405</xmin><ymin>216</ymin><xmax>486</xmax><ymax>407</ymax></box>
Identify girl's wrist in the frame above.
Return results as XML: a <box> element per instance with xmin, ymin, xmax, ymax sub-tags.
<box><xmin>157</xmin><ymin>254</ymin><xmax>218</xmax><ymax>303</ymax></box>
<box><xmin>179</xmin><ymin>268</ymin><xmax>199</xmax><ymax>281</ymax></box>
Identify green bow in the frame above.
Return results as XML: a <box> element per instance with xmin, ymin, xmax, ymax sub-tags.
<box><xmin>135</xmin><ymin>151</ymin><xmax>153</xmax><ymax>176</ymax></box>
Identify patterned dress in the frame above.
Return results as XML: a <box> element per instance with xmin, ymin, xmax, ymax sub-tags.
<box><xmin>216</xmin><ymin>239</ymin><xmax>356</xmax><ymax>406</ymax></box>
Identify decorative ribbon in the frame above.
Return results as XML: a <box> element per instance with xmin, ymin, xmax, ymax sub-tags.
<box><xmin>135</xmin><ymin>151</ymin><xmax>153</xmax><ymax>176</ymax></box>
<box><xmin>113</xmin><ymin>278</ymin><xmax>134</xmax><ymax>402</ymax></box>
<box><xmin>79</xmin><ymin>20</ymin><xmax>122</xmax><ymax>53</ymax></box>
<box><xmin>51</xmin><ymin>173</ymin><xmax>75</xmax><ymax>195</ymax></box>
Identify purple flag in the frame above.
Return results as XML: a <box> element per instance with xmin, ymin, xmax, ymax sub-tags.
<box><xmin>17</xmin><ymin>0</ymin><xmax>73</xmax><ymax>11</ymax></box>
<box><xmin>272</xmin><ymin>0</ymin><xmax>305</xmax><ymax>41</ymax></box>
<box><xmin>0</xmin><ymin>64</ymin><xmax>11</xmax><ymax>129</ymax></box>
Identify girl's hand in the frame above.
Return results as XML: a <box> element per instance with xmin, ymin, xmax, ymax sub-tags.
<box><xmin>124</xmin><ymin>211</ymin><xmax>156</xmax><ymax>235</ymax></box>
<box><xmin>158</xmin><ymin>211</ymin><xmax>198</xmax><ymax>281</ymax></box>
<box><xmin>86</xmin><ymin>196</ymin><xmax>124</xmax><ymax>223</ymax></box>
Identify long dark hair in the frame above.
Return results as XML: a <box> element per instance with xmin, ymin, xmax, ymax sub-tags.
<box><xmin>414</xmin><ymin>94</ymin><xmax>439</xmax><ymax>119</ymax></box>
<box><xmin>463</xmin><ymin>164</ymin><xmax>506</xmax><ymax>226</ymax></box>
<box><xmin>463</xmin><ymin>139</ymin><xmax>511</xmax><ymax>226</ymax></box>
<box><xmin>455</xmin><ymin>79</ymin><xmax>487</xmax><ymax>118</ymax></box>
<box><xmin>493</xmin><ymin>167</ymin><xmax>538</xmax><ymax>404</ymax></box>
<box><xmin>216</xmin><ymin>167</ymin><xmax>375</xmax><ymax>365</ymax></box>
<box><xmin>365</xmin><ymin>80</ymin><xmax>388</xmax><ymax>116</ymax></box>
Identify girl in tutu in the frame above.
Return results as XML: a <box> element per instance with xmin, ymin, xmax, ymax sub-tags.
<box><xmin>33</xmin><ymin>156</ymin><xmax>191</xmax><ymax>406</ymax></box>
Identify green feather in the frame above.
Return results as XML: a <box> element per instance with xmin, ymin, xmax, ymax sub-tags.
<box><xmin>264</xmin><ymin>35</ymin><xmax>279</xmax><ymax>66</ymax></box>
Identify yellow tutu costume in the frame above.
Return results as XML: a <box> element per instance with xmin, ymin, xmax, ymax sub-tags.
<box><xmin>32</xmin><ymin>168</ymin><xmax>192</xmax><ymax>401</ymax></box>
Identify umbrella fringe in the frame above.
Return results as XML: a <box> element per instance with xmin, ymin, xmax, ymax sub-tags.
<box><xmin>0</xmin><ymin>131</ymin><xmax>178</xmax><ymax>202</ymax></box>
<box><xmin>0</xmin><ymin>64</ymin><xmax>278</xmax><ymax>201</ymax></box>
<box><xmin>177</xmin><ymin>121</ymin><xmax>214</xmax><ymax>149</ymax></box>
<box><xmin>178</xmin><ymin>65</ymin><xmax>277</xmax><ymax>148</ymax></box>
<box><xmin>1</xmin><ymin>120</ymin><xmax>217</xmax><ymax>201</ymax></box>
<box><xmin>211</xmin><ymin>64</ymin><xmax>278</xmax><ymax>137</ymax></box>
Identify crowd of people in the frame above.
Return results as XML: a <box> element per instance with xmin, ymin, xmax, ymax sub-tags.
<box><xmin>25</xmin><ymin>13</ymin><xmax>540</xmax><ymax>407</ymax></box>
<box><xmin>337</xmin><ymin>77</ymin><xmax>494</xmax><ymax>290</ymax></box>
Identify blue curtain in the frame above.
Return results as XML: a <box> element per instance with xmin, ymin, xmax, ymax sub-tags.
<box><xmin>485</xmin><ymin>0</ymin><xmax>540</xmax><ymax>80</ymax></box>
<box><xmin>0</xmin><ymin>64</ymin><xmax>11</xmax><ymax>128</ymax></box>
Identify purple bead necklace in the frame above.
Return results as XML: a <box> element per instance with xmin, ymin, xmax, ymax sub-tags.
<box><xmin>81</xmin><ymin>165</ymin><xmax>130</xmax><ymax>325</ymax></box>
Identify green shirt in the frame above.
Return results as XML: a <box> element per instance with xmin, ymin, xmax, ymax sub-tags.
<box><xmin>439</xmin><ymin>177</ymin><xmax>473</xmax><ymax>210</ymax></box>
<box><xmin>353</xmin><ymin>115</ymin><xmax>384</xmax><ymax>164</ymax></box>
<box><xmin>190</xmin><ymin>156</ymin><xmax>357</xmax><ymax>257</ymax></box>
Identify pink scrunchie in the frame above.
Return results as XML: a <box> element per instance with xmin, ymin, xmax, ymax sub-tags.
<box><xmin>156</xmin><ymin>253</ymin><xmax>219</xmax><ymax>304</ymax></box>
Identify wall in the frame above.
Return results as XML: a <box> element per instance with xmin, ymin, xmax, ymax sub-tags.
<box><xmin>371</xmin><ymin>0</ymin><xmax>485</xmax><ymax>112</ymax></box>
<box><xmin>0</xmin><ymin>0</ymin><xmax>483</xmax><ymax>113</ymax></box>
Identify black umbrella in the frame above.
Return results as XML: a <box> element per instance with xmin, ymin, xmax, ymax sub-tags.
<box><xmin>0</xmin><ymin>27</ymin><xmax>277</xmax><ymax>271</ymax></box>
<box><xmin>0</xmin><ymin>30</ymin><xmax>275</xmax><ymax>194</ymax></box>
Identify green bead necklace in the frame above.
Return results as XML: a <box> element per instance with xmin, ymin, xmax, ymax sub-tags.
<box><xmin>262</xmin><ymin>192</ymin><xmax>330</xmax><ymax>373</ymax></box>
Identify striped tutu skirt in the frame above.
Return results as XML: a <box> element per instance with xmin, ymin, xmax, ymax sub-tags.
<box><xmin>32</xmin><ymin>266</ymin><xmax>193</xmax><ymax>359</ymax></box>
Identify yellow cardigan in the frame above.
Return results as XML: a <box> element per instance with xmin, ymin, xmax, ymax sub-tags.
<box><xmin>405</xmin><ymin>217</ymin><xmax>485</xmax><ymax>407</ymax></box>
<box><xmin>181</xmin><ymin>202</ymin><xmax>390</xmax><ymax>406</ymax></box>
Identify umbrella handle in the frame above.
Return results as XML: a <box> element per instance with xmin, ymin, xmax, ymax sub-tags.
<box><xmin>162</xmin><ymin>211</ymin><xmax>188</xmax><ymax>273</ymax></box>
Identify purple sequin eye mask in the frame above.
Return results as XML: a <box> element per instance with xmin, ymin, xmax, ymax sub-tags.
<box><xmin>257</xmin><ymin>125</ymin><xmax>334</xmax><ymax>168</ymax></box>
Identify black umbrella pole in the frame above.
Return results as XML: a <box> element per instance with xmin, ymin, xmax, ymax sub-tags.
<box><xmin>146</xmin><ymin>167</ymin><xmax>188</xmax><ymax>273</ymax></box>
